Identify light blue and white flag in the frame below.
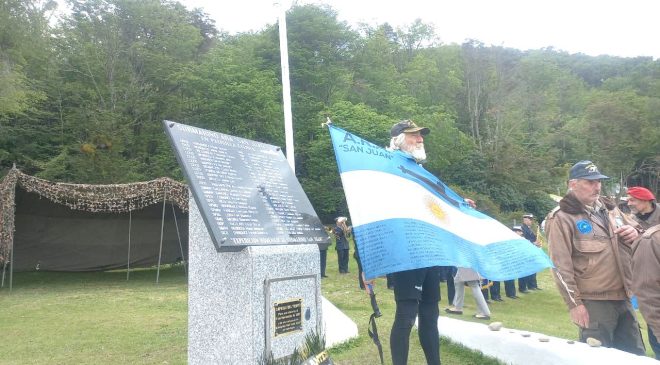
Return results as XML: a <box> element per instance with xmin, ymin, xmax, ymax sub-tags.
<box><xmin>329</xmin><ymin>125</ymin><xmax>553</xmax><ymax>280</ymax></box>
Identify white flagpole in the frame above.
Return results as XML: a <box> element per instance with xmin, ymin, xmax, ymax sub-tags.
<box><xmin>277</xmin><ymin>1</ymin><xmax>295</xmax><ymax>173</ymax></box>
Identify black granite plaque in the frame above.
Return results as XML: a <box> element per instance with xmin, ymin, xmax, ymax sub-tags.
<box><xmin>273</xmin><ymin>298</ymin><xmax>303</xmax><ymax>336</ymax></box>
<box><xmin>163</xmin><ymin>120</ymin><xmax>330</xmax><ymax>251</ymax></box>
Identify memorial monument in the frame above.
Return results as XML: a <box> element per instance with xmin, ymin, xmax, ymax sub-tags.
<box><xmin>164</xmin><ymin>121</ymin><xmax>331</xmax><ymax>364</ymax></box>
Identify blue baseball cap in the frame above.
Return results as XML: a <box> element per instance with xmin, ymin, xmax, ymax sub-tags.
<box><xmin>569</xmin><ymin>160</ymin><xmax>609</xmax><ymax>180</ymax></box>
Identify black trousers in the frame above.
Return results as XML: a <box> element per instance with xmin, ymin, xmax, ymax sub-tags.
<box><xmin>528</xmin><ymin>273</ymin><xmax>538</xmax><ymax>289</ymax></box>
<box><xmin>439</xmin><ymin>266</ymin><xmax>455</xmax><ymax>305</ymax></box>
<box><xmin>489</xmin><ymin>281</ymin><xmax>501</xmax><ymax>299</ymax></box>
<box><xmin>319</xmin><ymin>249</ymin><xmax>327</xmax><ymax>277</ymax></box>
<box><xmin>337</xmin><ymin>249</ymin><xmax>349</xmax><ymax>273</ymax></box>
<box><xmin>390</xmin><ymin>299</ymin><xmax>440</xmax><ymax>365</ymax></box>
<box><xmin>520</xmin><ymin>274</ymin><xmax>537</xmax><ymax>290</ymax></box>
<box><xmin>504</xmin><ymin>280</ymin><xmax>517</xmax><ymax>297</ymax></box>
<box><xmin>490</xmin><ymin>280</ymin><xmax>517</xmax><ymax>298</ymax></box>
<box><xmin>390</xmin><ymin>267</ymin><xmax>442</xmax><ymax>365</ymax></box>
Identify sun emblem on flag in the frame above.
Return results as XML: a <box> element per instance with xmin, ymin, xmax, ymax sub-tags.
<box><xmin>426</xmin><ymin>196</ymin><xmax>448</xmax><ymax>223</ymax></box>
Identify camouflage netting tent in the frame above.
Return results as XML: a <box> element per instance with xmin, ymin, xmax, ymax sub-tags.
<box><xmin>0</xmin><ymin>166</ymin><xmax>189</xmax><ymax>281</ymax></box>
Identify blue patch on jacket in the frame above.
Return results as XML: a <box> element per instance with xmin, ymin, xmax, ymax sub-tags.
<box><xmin>576</xmin><ymin>219</ymin><xmax>592</xmax><ymax>234</ymax></box>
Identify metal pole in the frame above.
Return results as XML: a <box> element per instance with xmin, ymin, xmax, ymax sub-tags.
<box><xmin>277</xmin><ymin>1</ymin><xmax>295</xmax><ymax>173</ymax></box>
<box><xmin>156</xmin><ymin>190</ymin><xmax>167</xmax><ymax>284</ymax></box>
<box><xmin>171</xmin><ymin>204</ymin><xmax>187</xmax><ymax>276</ymax></box>
<box><xmin>126</xmin><ymin>210</ymin><xmax>132</xmax><ymax>281</ymax></box>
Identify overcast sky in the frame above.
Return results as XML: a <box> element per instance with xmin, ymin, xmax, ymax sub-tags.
<box><xmin>180</xmin><ymin>0</ymin><xmax>658</xmax><ymax>59</ymax></box>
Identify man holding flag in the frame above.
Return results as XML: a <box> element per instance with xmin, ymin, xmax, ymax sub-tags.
<box><xmin>377</xmin><ymin>120</ymin><xmax>452</xmax><ymax>365</ymax></box>
<box><xmin>363</xmin><ymin>120</ymin><xmax>477</xmax><ymax>365</ymax></box>
<box><xmin>328</xmin><ymin>119</ymin><xmax>553</xmax><ymax>365</ymax></box>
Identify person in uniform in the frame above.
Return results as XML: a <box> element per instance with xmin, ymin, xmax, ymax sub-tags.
<box><xmin>545</xmin><ymin>160</ymin><xmax>644</xmax><ymax>354</ymax></box>
<box><xmin>332</xmin><ymin>217</ymin><xmax>350</xmax><ymax>274</ymax></box>
<box><xmin>519</xmin><ymin>213</ymin><xmax>541</xmax><ymax>291</ymax></box>
<box><xmin>490</xmin><ymin>226</ymin><xmax>523</xmax><ymax>300</ymax></box>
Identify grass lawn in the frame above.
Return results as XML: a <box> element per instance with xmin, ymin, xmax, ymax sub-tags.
<box><xmin>0</xmin><ymin>246</ymin><xmax>655</xmax><ymax>364</ymax></box>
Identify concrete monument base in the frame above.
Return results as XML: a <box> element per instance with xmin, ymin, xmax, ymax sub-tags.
<box><xmin>188</xmin><ymin>200</ymin><xmax>322</xmax><ymax>364</ymax></box>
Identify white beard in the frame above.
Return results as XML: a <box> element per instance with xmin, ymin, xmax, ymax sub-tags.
<box><xmin>410</xmin><ymin>147</ymin><xmax>426</xmax><ymax>163</ymax></box>
<box><xmin>404</xmin><ymin>144</ymin><xmax>426</xmax><ymax>163</ymax></box>
<box><xmin>389</xmin><ymin>134</ymin><xmax>427</xmax><ymax>163</ymax></box>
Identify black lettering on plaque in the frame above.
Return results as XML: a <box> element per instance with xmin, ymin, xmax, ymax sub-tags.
<box><xmin>163</xmin><ymin>121</ymin><xmax>330</xmax><ymax>251</ymax></box>
<box><xmin>273</xmin><ymin>299</ymin><xmax>303</xmax><ymax>337</ymax></box>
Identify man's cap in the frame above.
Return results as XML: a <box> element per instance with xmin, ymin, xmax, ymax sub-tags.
<box><xmin>512</xmin><ymin>225</ymin><xmax>523</xmax><ymax>232</ymax></box>
<box><xmin>390</xmin><ymin>120</ymin><xmax>430</xmax><ymax>137</ymax></box>
<box><xmin>523</xmin><ymin>213</ymin><xmax>534</xmax><ymax>219</ymax></box>
<box><xmin>627</xmin><ymin>186</ymin><xmax>656</xmax><ymax>201</ymax></box>
<box><xmin>568</xmin><ymin>160</ymin><xmax>609</xmax><ymax>180</ymax></box>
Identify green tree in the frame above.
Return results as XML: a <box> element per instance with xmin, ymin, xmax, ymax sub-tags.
<box><xmin>0</xmin><ymin>0</ymin><xmax>57</xmax><ymax>171</ymax></box>
<box><xmin>301</xmin><ymin>101</ymin><xmax>391</xmax><ymax>222</ymax></box>
<box><xmin>38</xmin><ymin>0</ymin><xmax>213</xmax><ymax>182</ymax></box>
<box><xmin>179</xmin><ymin>33</ymin><xmax>284</xmax><ymax>145</ymax></box>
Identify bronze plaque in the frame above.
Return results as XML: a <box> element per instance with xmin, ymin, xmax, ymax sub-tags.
<box><xmin>273</xmin><ymin>298</ymin><xmax>303</xmax><ymax>336</ymax></box>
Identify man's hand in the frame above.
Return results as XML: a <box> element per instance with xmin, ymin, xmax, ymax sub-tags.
<box><xmin>570</xmin><ymin>304</ymin><xmax>589</xmax><ymax>328</ymax></box>
<box><xmin>614</xmin><ymin>224</ymin><xmax>638</xmax><ymax>245</ymax></box>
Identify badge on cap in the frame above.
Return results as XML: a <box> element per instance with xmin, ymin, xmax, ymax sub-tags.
<box><xmin>576</xmin><ymin>219</ymin><xmax>592</xmax><ymax>234</ymax></box>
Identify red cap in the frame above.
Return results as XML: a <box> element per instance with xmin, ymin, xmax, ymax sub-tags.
<box><xmin>627</xmin><ymin>186</ymin><xmax>656</xmax><ymax>201</ymax></box>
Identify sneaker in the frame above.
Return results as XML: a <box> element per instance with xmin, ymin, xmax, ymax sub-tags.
<box><xmin>473</xmin><ymin>314</ymin><xmax>490</xmax><ymax>320</ymax></box>
<box><xmin>493</xmin><ymin>298</ymin><xmax>504</xmax><ymax>302</ymax></box>
<box><xmin>519</xmin><ymin>289</ymin><xmax>530</xmax><ymax>294</ymax></box>
<box><xmin>445</xmin><ymin>308</ymin><xmax>463</xmax><ymax>315</ymax></box>
<box><xmin>506</xmin><ymin>295</ymin><xmax>519</xmax><ymax>299</ymax></box>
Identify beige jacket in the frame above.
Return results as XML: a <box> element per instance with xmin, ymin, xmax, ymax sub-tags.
<box><xmin>545</xmin><ymin>193</ymin><xmax>637</xmax><ymax>309</ymax></box>
<box><xmin>632</xmin><ymin>225</ymin><xmax>660</xmax><ymax>342</ymax></box>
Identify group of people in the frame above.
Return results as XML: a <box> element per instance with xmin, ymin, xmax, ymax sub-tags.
<box><xmin>485</xmin><ymin>215</ymin><xmax>543</xmax><ymax>303</ymax></box>
<box><xmin>324</xmin><ymin>119</ymin><xmax>659</xmax><ymax>364</ymax></box>
<box><xmin>443</xmin><ymin>213</ymin><xmax>544</xmax><ymax>323</ymax></box>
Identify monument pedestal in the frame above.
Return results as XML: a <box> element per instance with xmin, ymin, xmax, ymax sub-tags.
<box><xmin>188</xmin><ymin>200</ymin><xmax>322</xmax><ymax>364</ymax></box>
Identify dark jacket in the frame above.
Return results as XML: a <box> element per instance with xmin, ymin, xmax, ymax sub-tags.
<box><xmin>522</xmin><ymin>224</ymin><xmax>537</xmax><ymax>244</ymax></box>
<box><xmin>333</xmin><ymin>225</ymin><xmax>350</xmax><ymax>250</ymax></box>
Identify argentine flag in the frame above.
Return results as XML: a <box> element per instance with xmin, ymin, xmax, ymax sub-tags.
<box><xmin>329</xmin><ymin>125</ymin><xmax>553</xmax><ymax>280</ymax></box>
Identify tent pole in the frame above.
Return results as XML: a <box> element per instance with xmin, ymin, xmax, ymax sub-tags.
<box><xmin>1</xmin><ymin>258</ymin><xmax>7</xmax><ymax>288</ymax></box>
<box><xmin>156</xmin><ymin>190</ymin><xmax>167</xmax><ymax>284</ymax></box>
<box><xmin>9</xmin><ymin>241</ymin><xmax>13</xmax><ymax>292</ymax></box>
<box><xmin>171</xmin><ymin>204</ymin><xmax>187</xmax><ymax>277</ymax></box>
<box><xmin>127</xmin><ymin>210</ymin><xmax>132</xmax><ymax>281</ymax></box>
